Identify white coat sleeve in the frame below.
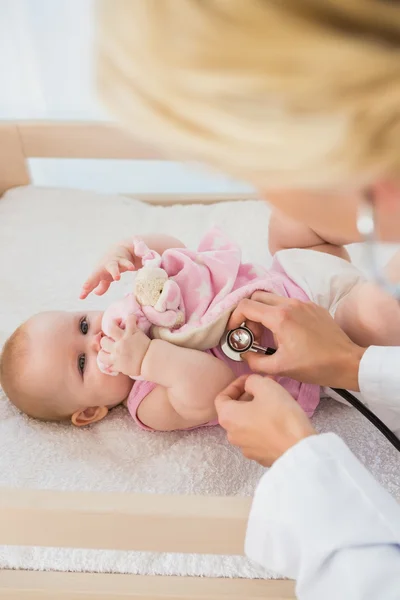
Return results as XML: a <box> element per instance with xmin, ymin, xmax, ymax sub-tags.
<box><xmin>359</xmin><ymin>345</ymin><xmax>400</xmax><ymax>407</ymax></box>
<box><xmin>357</xmin><ymin>346</ymin><xmax>400</xmax><ymax>436</ymax></box>
<box><xmin>245</xmin><ymin>433</ymin><xmax>400</xmax><ymax>600</ymax></box>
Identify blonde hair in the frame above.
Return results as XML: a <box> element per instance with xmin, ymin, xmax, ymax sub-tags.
<box><xmin>97</xmin><ymin>0</ymin><xmax>400</xmax><ymax>189</ymax></box>
<box><xmin>0</xmin><ymin>325</ymin><xmax>70</xmax><ymax>422</ymax></box>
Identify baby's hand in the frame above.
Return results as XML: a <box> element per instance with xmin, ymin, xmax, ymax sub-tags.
<box><xmin>80</xmin><ymin>243</ymin><xmax>137</xmax><ymax>299</ymax></box>
<box><xmin>98</xmin><ymin>316</ymin><xmax>151</xmax><ymax>378</ymax></box>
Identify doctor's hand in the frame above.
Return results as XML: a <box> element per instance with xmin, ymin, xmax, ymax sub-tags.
<box><xmin>215</xmin><ymin>375</ymin><xmax>316</xmax><ymax>466</ymax></box>
<box><xmin>229</xmin><ymin>293</ymin><xmax>366</xmax><ymax>390</ymax></box>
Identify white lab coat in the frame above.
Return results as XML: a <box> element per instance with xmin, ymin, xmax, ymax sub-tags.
<box><xmin>245</xmin><ymin>347</ymin><xmax>400</xmax><ymax>598</ymax></box>
<box><xmin>359</xmin><ymin>346</ymin><xmax>400</xmax><ymax>419</ymax></box>
<box><xmin>245</xmin><ymin>432</ymin><xmax>400</xmax><ymax>599</ymax></box>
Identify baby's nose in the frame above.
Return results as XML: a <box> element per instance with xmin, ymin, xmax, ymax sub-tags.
<box><xmin>91</xmin><ymin>332</ymin><xmax>103</xmax><ymax>353</ymax></box>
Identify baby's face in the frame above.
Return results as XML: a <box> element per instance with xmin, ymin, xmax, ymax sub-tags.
<box><xmin>25</xmin><ymin>311</ymin><xmax>132</xmax><ymax>416</ymax></box>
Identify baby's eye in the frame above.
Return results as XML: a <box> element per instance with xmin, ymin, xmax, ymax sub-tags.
<box><xmin>80</xmin><ymin>317</ymin><xmax>89</xmax><ymax>335</ymax></box>
<box><xmin>78</xmin><ymin>353</ymin><xmax>86</xmax><ymax>375</ymax></box>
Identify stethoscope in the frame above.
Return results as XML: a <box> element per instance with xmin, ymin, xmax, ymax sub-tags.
<box><xmin>221</xmin><ymin>324</ymin><xmax>400</xmax><ymax>452</ymax></box>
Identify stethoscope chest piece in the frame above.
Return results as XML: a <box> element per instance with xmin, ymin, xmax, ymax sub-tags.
<box><xmin>220</xmin><ymin>324</ymin><xmax>256</xmax><ymax>362</ymax></box>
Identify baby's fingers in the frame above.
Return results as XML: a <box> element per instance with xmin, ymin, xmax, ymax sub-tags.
<box><xmin>106</xmin><ymin>260</ymin><xmax>121</xmax><ymax>281</ymax></box>
<box><xmin>80</xmin><ymin>271</ymin><xmax>103</xmax><ymax>299</ymax></box>
<box><xmin>108</xmin><ymin>318</ymin><xmax>125</xmax><ymax>341</ymax></box>
<box><xmin>118</xmin><ymin>258</ymin><xmax>136</xmax><ymax>273</ymax></box>
<box><xmin>98</xmin><ymin>349</ymin><xmax>112</xmax><ymax>367</ymax></box>
<box><xmin>80</xmin><ymin>285</ymin><xmax>91</xmax><ymax>300</ymax></box>
<box><xmin>93</xmin><ymin>280</ymin><xmax>111</xmax><ymax>296</ymax></box>
<box><xmin>100</xmin><ymin>336</ymin><xmax>114</xmax><ymax>353</ymax></box>
<box><xmin>105</xmin><ymin>258</ymin><xmax>134</xmax><ymax>280</ymax></box>
<box><xmin>125</xmin><ymin>314</ymin><xmax>138</xmax><ymax>334</ymax></box>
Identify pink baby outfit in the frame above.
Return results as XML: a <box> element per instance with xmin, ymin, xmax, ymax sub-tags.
<box><xmin>100</xmin><ymin>229</ymin><xmax>320</xmax><ymax>431</ymax></box>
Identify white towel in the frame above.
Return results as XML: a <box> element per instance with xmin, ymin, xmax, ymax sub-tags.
<box><xmin>0</xmin><ymin>186</ymin><xmax>399</xmax><ymax>578</ymax></box>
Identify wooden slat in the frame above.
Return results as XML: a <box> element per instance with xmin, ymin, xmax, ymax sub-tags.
<box><xmin>0</xmin><ymin>122</ymin><xmax>258</xmax><ymax>204</ymax></box>
<box><xmin>124</xmin><ymin>192</ymin><xmax>257</xmax><ymax>205</ymax></box>
<box><xmin>0</xmin><ymin>124</ymin><xmax>31</xmax><ymax>195</ymax></box>
<box><xmin>17</xmin><ymin>122</ymin><xmax>162</xmax><ymax>159</ymax></box>
<box><xmin>0</xmin><ymin>488</ymin><xmax>250</xmax><ymax>555</ymax></box>
<box><xmin>0</xmin><ymin>571</ymin><xmax>295</xmax><ymax>600</ymax></box>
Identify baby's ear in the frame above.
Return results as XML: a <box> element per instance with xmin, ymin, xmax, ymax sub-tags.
<box><xmin>71</xmin><ymin>406</ymin><xmax>108</xmax><ymax>427</ymax></box>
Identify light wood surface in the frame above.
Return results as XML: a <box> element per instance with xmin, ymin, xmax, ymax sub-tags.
<box><xmin>0</xmin><ymin>124</ymin><xmax>31</xmax><ymax>195</ymax></box>
<box><xmin>0</xmin><ymin>571</ymin><xmax>295</xmax><ymax>600</ymax></box>
<box><xmin>18</xmin><ymin>121</ymin><xmax>161</xmax><ymax>159</ymax></box>
<box><xmin>0</xmin><ymin>121</ymin><xmax>257</xmax><ymax>203</ymax></box>
<box><xmin>123</xmin><ymin>192</ymin><xmax>255</xmax><ymax>205</ymax></box>
<box><xmin>0</xmin><ymin>488</ymin><xmax>250</xmax><ymax>554</ymax></box>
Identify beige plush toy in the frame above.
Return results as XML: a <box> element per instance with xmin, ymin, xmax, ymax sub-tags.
<box><xmin>134</xmin><ymin>266</ymin><xmax>168</xmax><ymax>307</ymax></box>
<box><xmin>134</xmin><ymin>265</ymin><xmax>184</xmax><ymax>328</ymax></box>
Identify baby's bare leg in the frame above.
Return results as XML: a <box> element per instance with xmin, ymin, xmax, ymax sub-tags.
<box><xmin>335</xmin><ymin>280</ymin><xmax>400</xmax><ymax>347</ymax></box>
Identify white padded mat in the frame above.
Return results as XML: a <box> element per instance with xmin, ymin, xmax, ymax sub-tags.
<box><xmin>0</xmin><ymin>186</ymin><xmax>399</xmax><ymax>577</ymax></box>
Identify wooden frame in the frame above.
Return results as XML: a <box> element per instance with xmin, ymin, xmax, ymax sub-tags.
<box><xmin>0</xmin><ymin>121</ymin><xmax>293</xmax><ymax>600</ymax></box>
<box><xmin>0</xmin><ymin>122</ymin><xmax>257</xmax><ymax>204</ymax></box>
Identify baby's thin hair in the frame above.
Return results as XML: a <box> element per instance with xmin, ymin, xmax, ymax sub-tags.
<box><xmin>0</xmin><ymin>325</ymin><xmax>30</xmax><ymax>402</ymax></box>
<box><xmin>0</xmin><ymin>324</ymin><xmax>70</xmax><ymax>422</ymax></box>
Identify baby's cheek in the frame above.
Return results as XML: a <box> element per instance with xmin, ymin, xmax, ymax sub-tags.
<box><xmin>114</xmin><ymin>372</ymin><xmax>134</xmax><ymax>400</ymax></box>
<box><xmin>104</xmin><ymin>370</ymin><xmax>132</xmax><ymax>390</ymax></box>
<box><xmin>93</xmin><ymin>358</ymin><xmax>133</xmax><ymax>402</ymax></box>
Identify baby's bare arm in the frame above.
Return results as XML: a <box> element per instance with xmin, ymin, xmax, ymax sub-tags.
<box><xmin>334</xmin><ymin>248</ymin><xmax>400</xmax><ymax>348</ymax></box>
<box><xmin>269</xmin><ymin>210</ymin><xmax>350</xmax><ymax>261</ymax></box>
<box><xmin>138</xmin><ymin>341</ymin><xmax>235</xmax><ymax>430</ymax></box>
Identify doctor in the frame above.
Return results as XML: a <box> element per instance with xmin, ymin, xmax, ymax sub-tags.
<box><xmin>215</xmin><ymin>371</ymin><xmax>400</xmax><ymax>600</ymax></box>
<box><xmin>96</xmin><ymin>0</ymin><xmax>400</xmax><ymax>597</ymax></box>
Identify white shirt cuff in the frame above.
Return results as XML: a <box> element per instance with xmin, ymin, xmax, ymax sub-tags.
<box><xmin>359</xmin><ymin>346</ymin><xmax>400</xmax><ymax>407</ymax></box>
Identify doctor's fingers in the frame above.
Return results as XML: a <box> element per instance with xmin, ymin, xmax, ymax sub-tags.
<box><xmin>228</xmin><ymin>296</ymin><xmax>296</xmax><ymax>333</ymax></box>
<box><xmin>215</xmin><ymin>375</ymin><xmax>249</xmax><ymax>406</ymax></box>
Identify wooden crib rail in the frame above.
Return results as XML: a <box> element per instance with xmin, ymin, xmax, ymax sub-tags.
<box><xmin>0</xmin><ymin>487</ymin><xmax>295</xmax><ymax>599</ymax></box>
<box><xmin>6</xmin><ymin>121</ymin><xmax>160</xmax><ymax>161</ymax></box>
<box><xmin>0</xmin><ymin>488</ymin><xmax>249</xmax><ymax>554</ymax></box>
<box><xmin>0</xmin><ymin>571</ymin><xmax>295</xmax><ymax>600</ymax></box>
<box><xmin>0</xmin><ymin>121</ymin><xmax>257</xmax><ymax>204</ymax></box>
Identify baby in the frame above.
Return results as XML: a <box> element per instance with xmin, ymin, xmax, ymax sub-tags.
<box><xmin>1</xmin><ymin>219</ymin><xmax>399</xmax><ymax>432</ymax></box>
